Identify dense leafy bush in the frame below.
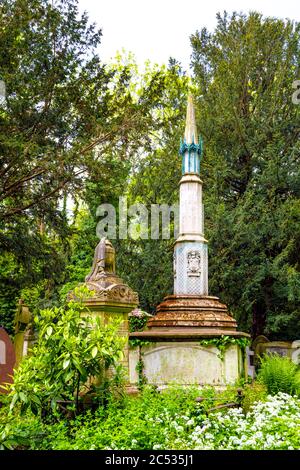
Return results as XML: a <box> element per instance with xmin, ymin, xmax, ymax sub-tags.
<box><xmin>3</xmin><ymin>287</ymin><xmax>125</xmax><ymax>416</ymax></box>
<box><xmin>128</xmin><ymin>310</ymin><xmax>150</xmax><ymax>332</ymax></box>
<box><xmin>257</xmin><ymin>354</ymin><xmax>300</xmax><ymax>396</ymax></box>
<box><xmin>241</xmin><ymin>382</ymin><xmax>268</xmax><ymax>414</ymax></box>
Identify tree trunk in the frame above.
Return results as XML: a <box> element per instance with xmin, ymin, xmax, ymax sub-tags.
<box><xmin>251</xmin><ymin>301</ymin><xmax>266</xmax><ymax>338</ymax></box>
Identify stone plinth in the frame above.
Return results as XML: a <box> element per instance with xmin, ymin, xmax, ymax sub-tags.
<box><xmin>129</xmin><ymin>342</ymin><xmax>244</xmax><ymax>388</ymax></box>
<box><xmin>83</xmin><ymin>285</ymin><xmax>138</xmax><ymax>373</ymax></box>
<box><xmin>82</xmin><ymin>238</ymin><xmax>138</xmax><ymax>376</ymax></box>
<box><xmin>129</xmin><ymin>294</ymin><xmax>249</xmax><ymax>388</ymax></box>
<box><xmin>14</xmin><ymin>300</ymin><xmax>32</xmax><ymax>367</ymax></box>
<box><xmin>147</xmin><ymin>295</ymin><xmax>237</xmax><ymax>331</ymax></box>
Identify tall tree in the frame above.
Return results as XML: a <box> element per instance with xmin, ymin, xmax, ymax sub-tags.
<box><xmin>191</xmin><ymin>11</ymin><xmax>300</xmax><ymax>338</ymax></box>
<box><xmin>0</xmin><ymin>0</ymin><xmax>172</xmax><ymax>331</ymax></box>
<box><xmin>62</xmin><ymin>61</ymin><xmax>188</xmax><ymax>314</ymax></box>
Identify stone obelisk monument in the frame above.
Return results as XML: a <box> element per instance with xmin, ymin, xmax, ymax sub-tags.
<box><xmin>174</xmin><ymin>94</ymin><xmax>207</xmax><ymax>296</ymax></box>
<box><xmin>129</xmin><ymin>94</ymin><xmax>249</xmax><ymax>387</ymax></box>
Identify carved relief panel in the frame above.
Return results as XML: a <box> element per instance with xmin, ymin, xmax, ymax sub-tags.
<box><xmin>187</xmin><ymin>250</ymin><xmax>201</xmax><ymax>277</ymax></box>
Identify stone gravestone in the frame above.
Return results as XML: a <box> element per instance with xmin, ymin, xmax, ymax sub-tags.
<box><xmin>291</xmin><ymin>340</ymin><xmax>300</xmax><ymax>365</ymax></box>
<box><xmin>82</xmin><ymin>237</ymin><xmax>138</xmax><ymax>379</ymax></box>
<box><xmin>246</xmin><ymin>346</ymin><xmax>255</xmax><ymax>379</ymax></box>
<box><xmin>252</xmin><ymin>336</ymin><xmax>300</xmax><ymax>368</ymax></box>
<box><xmin>0</xmin><ymin>327</ymin><xmax>16</xmax><ymax>394</ymax></box>
<box><xmin>14</xmin><ymin>299</ymin><xmax>32</xmax><ymax>367</ymax></box>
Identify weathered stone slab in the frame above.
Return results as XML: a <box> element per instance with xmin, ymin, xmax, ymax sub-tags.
<box><xmin>129</xmin><ymin>342</ymin><xmax>244</xmax><ymax>387</ymax></box>
<box><xmin>252</xmin><ymin>337</ymin><xmax>300</xmax><ymax>366</ymax></box>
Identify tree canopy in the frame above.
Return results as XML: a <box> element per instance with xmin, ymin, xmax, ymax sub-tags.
<box><xmin>0</xmin><ymin>0</ymin><xmax>179</xmax><ymax>331</ymax></box>
<box><xmin>191</xmin><ymin>11</ymin><xmax>300</xmax><ymax>338</ymax></box>
<box><xmin>0</xmin><ymin>4</ymin><xmax>300</xmax><ymax>340</ymax></box>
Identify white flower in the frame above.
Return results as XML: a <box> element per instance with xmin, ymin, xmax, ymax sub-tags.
<box><xmin>153</xmin><ymin>444</ymin><xmax>162</xmax><ymax>449</ymax></box>
<box><xmin>186</xmin><ymin>419</ymin><xmax>195</xmax><ymax>426</ymax></box>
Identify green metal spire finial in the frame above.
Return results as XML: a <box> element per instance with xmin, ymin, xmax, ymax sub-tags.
<box><xmin>179</xmin><ymin>92</ymin><xmax>203</xmax><ymax>175</ymax></box>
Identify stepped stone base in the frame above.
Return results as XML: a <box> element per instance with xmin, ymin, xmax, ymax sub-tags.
<box><xmin>129</xmin><ymin>295</ymin><xmax>249</xmax><ymax>387</ymax></box>
<box><xmin>133</xmin><ymin>295</ymin><xmax>239</xmax><ymax>335</ymax></box>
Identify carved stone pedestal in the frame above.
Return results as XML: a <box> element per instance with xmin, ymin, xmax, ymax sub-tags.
<box><xmin>129</xmin><ymin>295</ymin><xmax>249</xmax><ymax>388</ymax></box>
<box><xmin>147</xmin><ymin>295</ymin><xmax>238</xmax><ymax>331</ymax></box>
<box><xmin>83</xmin><ymin>238</ymin><xmax>138</xmax><ymax>377</ymax></box>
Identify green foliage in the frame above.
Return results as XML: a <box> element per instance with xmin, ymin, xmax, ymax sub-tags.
<box><xmin>35</xmin><ymin>385</ymin><xmax>202</xmax><ymax>450</ymax></box>
<box><xmin>135</xmin><ymin>356</ymin><xmax>148</xmax><ymax>390</ymax></box>
<box><xmin>5</xmin><ymin>287</ymin><xmax>125</xmax><ymax>416</ymax></box>
<box><xmin>0</xmin><ymin>0</ymin><xmax>181</xmax><ymax>332</ymax></box>
<box><xmin>241</xmin><ymin>382</ymin><xmax>268</xmax><ymax>414</ymax></box>
<box><xmin>128</xmin><ymin>338</ymin><xmax>151</xmax><ymax>348</ymax></box>
<box><xmin>199</xmin><ymin>335</ymin><xmax>250</xmax><ymax>360</ymax></box>
<box><xmin>129</xmin><ymin>313</ymin><xmax>149</xmax><ymax>332</ymax></box>
<box><xmin>191</xmin><ymin>11</ymin><xmax>300</xmax><ymax>338</ymax></box>
<box><xmin>2</xmin><ymin>387</ymin><xmax>300</xmax><ymax>450</ymax></box>
<box><xmin>257</xmin><ymin>354</ymin><xmax>300</xmax><ymax>396</ymax></box>
<box><xmin>0</xmin><ymin>413</ymin><xmax>45</xmax><ymax>450</ymax></box>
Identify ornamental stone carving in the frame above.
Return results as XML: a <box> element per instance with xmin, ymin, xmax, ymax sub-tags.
<box><xmin>187</xmin><ymin>250</ymin><xmax>201</xmax><ymax>277</ymax></box>
<box><xmin>106</xmin><ymin>285</ymin><xmax>139</xmax><ymax>303</ymax></box>
<box><xmin>83</xmin><ymin>237</ymin><xmax>139</xmax><ymax>306</ymax></box>
<box><xmin>85</xmin><ymin>237</ymin><xmax>107</xmax><ymax>282</ymax></box>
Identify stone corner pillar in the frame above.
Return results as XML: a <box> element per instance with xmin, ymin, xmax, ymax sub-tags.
<box><xmin>77</xmin><ymin>237</ymin><xmax>139</xmax><ymax>379</ymax></box>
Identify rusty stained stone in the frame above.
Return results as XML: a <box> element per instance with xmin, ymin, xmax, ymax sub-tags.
<box><xmin>146</xmin><ymin>295</ymin><xmax>238</xmax><ymax>330</ymax></box>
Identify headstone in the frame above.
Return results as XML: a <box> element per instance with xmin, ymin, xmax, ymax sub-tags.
<box><xmin>14</xmin><ymin>299</ymin><xmax>32</xmax><ymax>367</ymax></box>
<box><xmin>0</xmin><ymin>327</ymin><xmax>16</xmax><ymax>393</ymax></box>
<box><xmin>291</xmin><ymin>340</ymin><xmax>300</xmax><ymax>365</ymax></box>
<box><xmin>264</xmin><ymin>341</ymin><xmax>293</xmax><ymax>358</ymax></box>
<box><xmin>246</xmin><ymin>346</ymin><xmax>255</xmax><ymax>379</ymax></box>
<box><xmin>251</xmin><ymin>335</ymin><xmax>270</xmax><ymax>367</ymax></box>
<box><xmin>252</xmin><ymin>336</ymin><xmax>300</xmax><ymax>368</ymax></box>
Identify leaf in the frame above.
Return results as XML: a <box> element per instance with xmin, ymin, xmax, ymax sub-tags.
<box><xmin>9</xmin><ymin>393</ymin><xmax>18</xmax><ymax>411</ymax></box>
<box><xmin>63</xmin><ymin>359</ymin><xmax>70</xmax><ymax>369</ymax></box>
<box><xmin>19</xmin><ymin>392</ymin><xmax>27</xmax><ymax>403</ymax></box>
<box><xmin>91</xmin><ymin>346</ymin><xmax>98</xmax><ymax>358</ymax></box>
<box><xmin>30</xmin><ymin>395</ymin><xmax>41</xmax><ymax>405</ymax></box>
<box><xmin>65</xmin><ymin>371</ymin><xmax>74</xmax><ymax>382</ymax></box>
<box><xmin>46</xmin><ymin>326</ymin><xmax>53</xmax><ymax>337</ymax></box>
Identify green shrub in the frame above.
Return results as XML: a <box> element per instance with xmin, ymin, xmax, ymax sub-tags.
<box><xmin>128</xmin><ymin>310</ymin><xmax>152</xmax><ymax>332</ymax></box>
<box><xmin>242</xmin><ymin>382</ymin><xmax>268</xmax><ymax>413</ymax></box>
<box><xmin>4</xmin><ymin>286</ymin><xmax>125</xmax><ymax>417</ymax></box>
<box><xmin>257</xmin><ymin>354</ymin><xmax>300</xmax><ymax>396</ymax></box>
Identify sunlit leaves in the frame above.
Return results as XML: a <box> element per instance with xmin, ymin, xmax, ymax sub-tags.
<box><xmin>6</xmin><ymin>291</ymin><xmax>125</xmax><ymax>415</ymax></box>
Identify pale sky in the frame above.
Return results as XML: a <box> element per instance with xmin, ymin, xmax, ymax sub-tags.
<box><xmin>78</xmin><ymin>0</ymin><xmax>300</xmax><ymax>70</ymax></box>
